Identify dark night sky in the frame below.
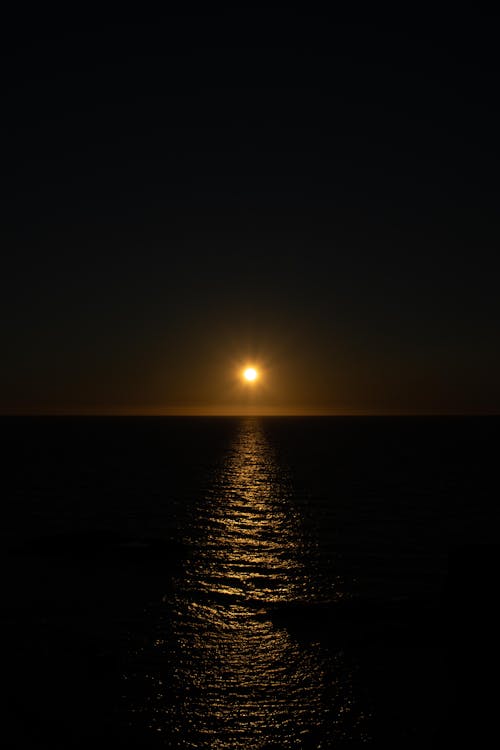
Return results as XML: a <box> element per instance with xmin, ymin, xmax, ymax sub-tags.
<box><xmin>2</xmin><ymin>9</ymin><xmax>499</xmax><ymax>414</ymax></box>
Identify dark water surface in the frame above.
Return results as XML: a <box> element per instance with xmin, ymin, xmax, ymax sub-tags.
<box><xmin>2</xmin><ymin>417</ymin><xmax>498</xmax><ymax>747</ymax></box>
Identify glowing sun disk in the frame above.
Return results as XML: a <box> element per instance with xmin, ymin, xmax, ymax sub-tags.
<box><xmin>243</xmin><ymin>367</ymin><xmax>258</xmax><ymax>382</ymax></box>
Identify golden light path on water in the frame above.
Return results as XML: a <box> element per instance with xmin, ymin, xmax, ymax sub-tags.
<box><xmin>127</xmin><ymin>419</ymin><xmax>368</xmax><ymax>748</ymax></box>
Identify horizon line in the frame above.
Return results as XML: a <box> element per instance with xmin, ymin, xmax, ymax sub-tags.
<box><xmin>1</xmin><ymin>408</ymin><xmax>499</xmax><ymax>418</ymax></box>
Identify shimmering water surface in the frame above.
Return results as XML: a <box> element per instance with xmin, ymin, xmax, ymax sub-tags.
<box><xmin>3</xmin><ymin>415</ymin><xmax>483</xmax><ymax>747</ymax></box>
<box><xmin>126</xmin><ymin>419</ymin><xmax>366</xmax><ymax>747</ymax></box>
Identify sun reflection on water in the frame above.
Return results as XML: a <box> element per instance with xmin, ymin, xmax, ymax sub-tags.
<box><xmin>126</xmin><ymin>419</ymin><xmax>368</xmax><ymax>747</ymax></box>
<box><xmin>185</xmin><ymin>419</ymin><xmax>310</xmax><ymax>605</ymax></box>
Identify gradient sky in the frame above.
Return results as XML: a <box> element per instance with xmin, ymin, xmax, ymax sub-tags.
<box><xmin>2</xmin><ymin>10</ymin><xmax>500</xmax><ymax>414</ymax></box>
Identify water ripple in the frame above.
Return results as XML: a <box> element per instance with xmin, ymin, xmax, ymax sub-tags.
<box><xmin>125</xmin><ymin>418</ymin><xmax>368</xmax><ymax>747</ymax></box>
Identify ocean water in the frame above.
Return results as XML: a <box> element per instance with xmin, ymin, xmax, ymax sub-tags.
<box><xmin>2</xmin><ymin>416</ymin><xmax>497</xmax><ymax>747</ymax></box>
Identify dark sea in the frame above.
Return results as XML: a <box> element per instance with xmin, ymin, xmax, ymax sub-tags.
<box><xmin>1</xmin><ymin>416</ymin><xmax>498</xmax><ymax>748</ymax></box>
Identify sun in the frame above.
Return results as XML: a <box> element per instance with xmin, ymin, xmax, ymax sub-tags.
<box><xmin>243</xmin><ymin>367</ymin><xmax>258</xmax><ymax>382</ymax></box>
